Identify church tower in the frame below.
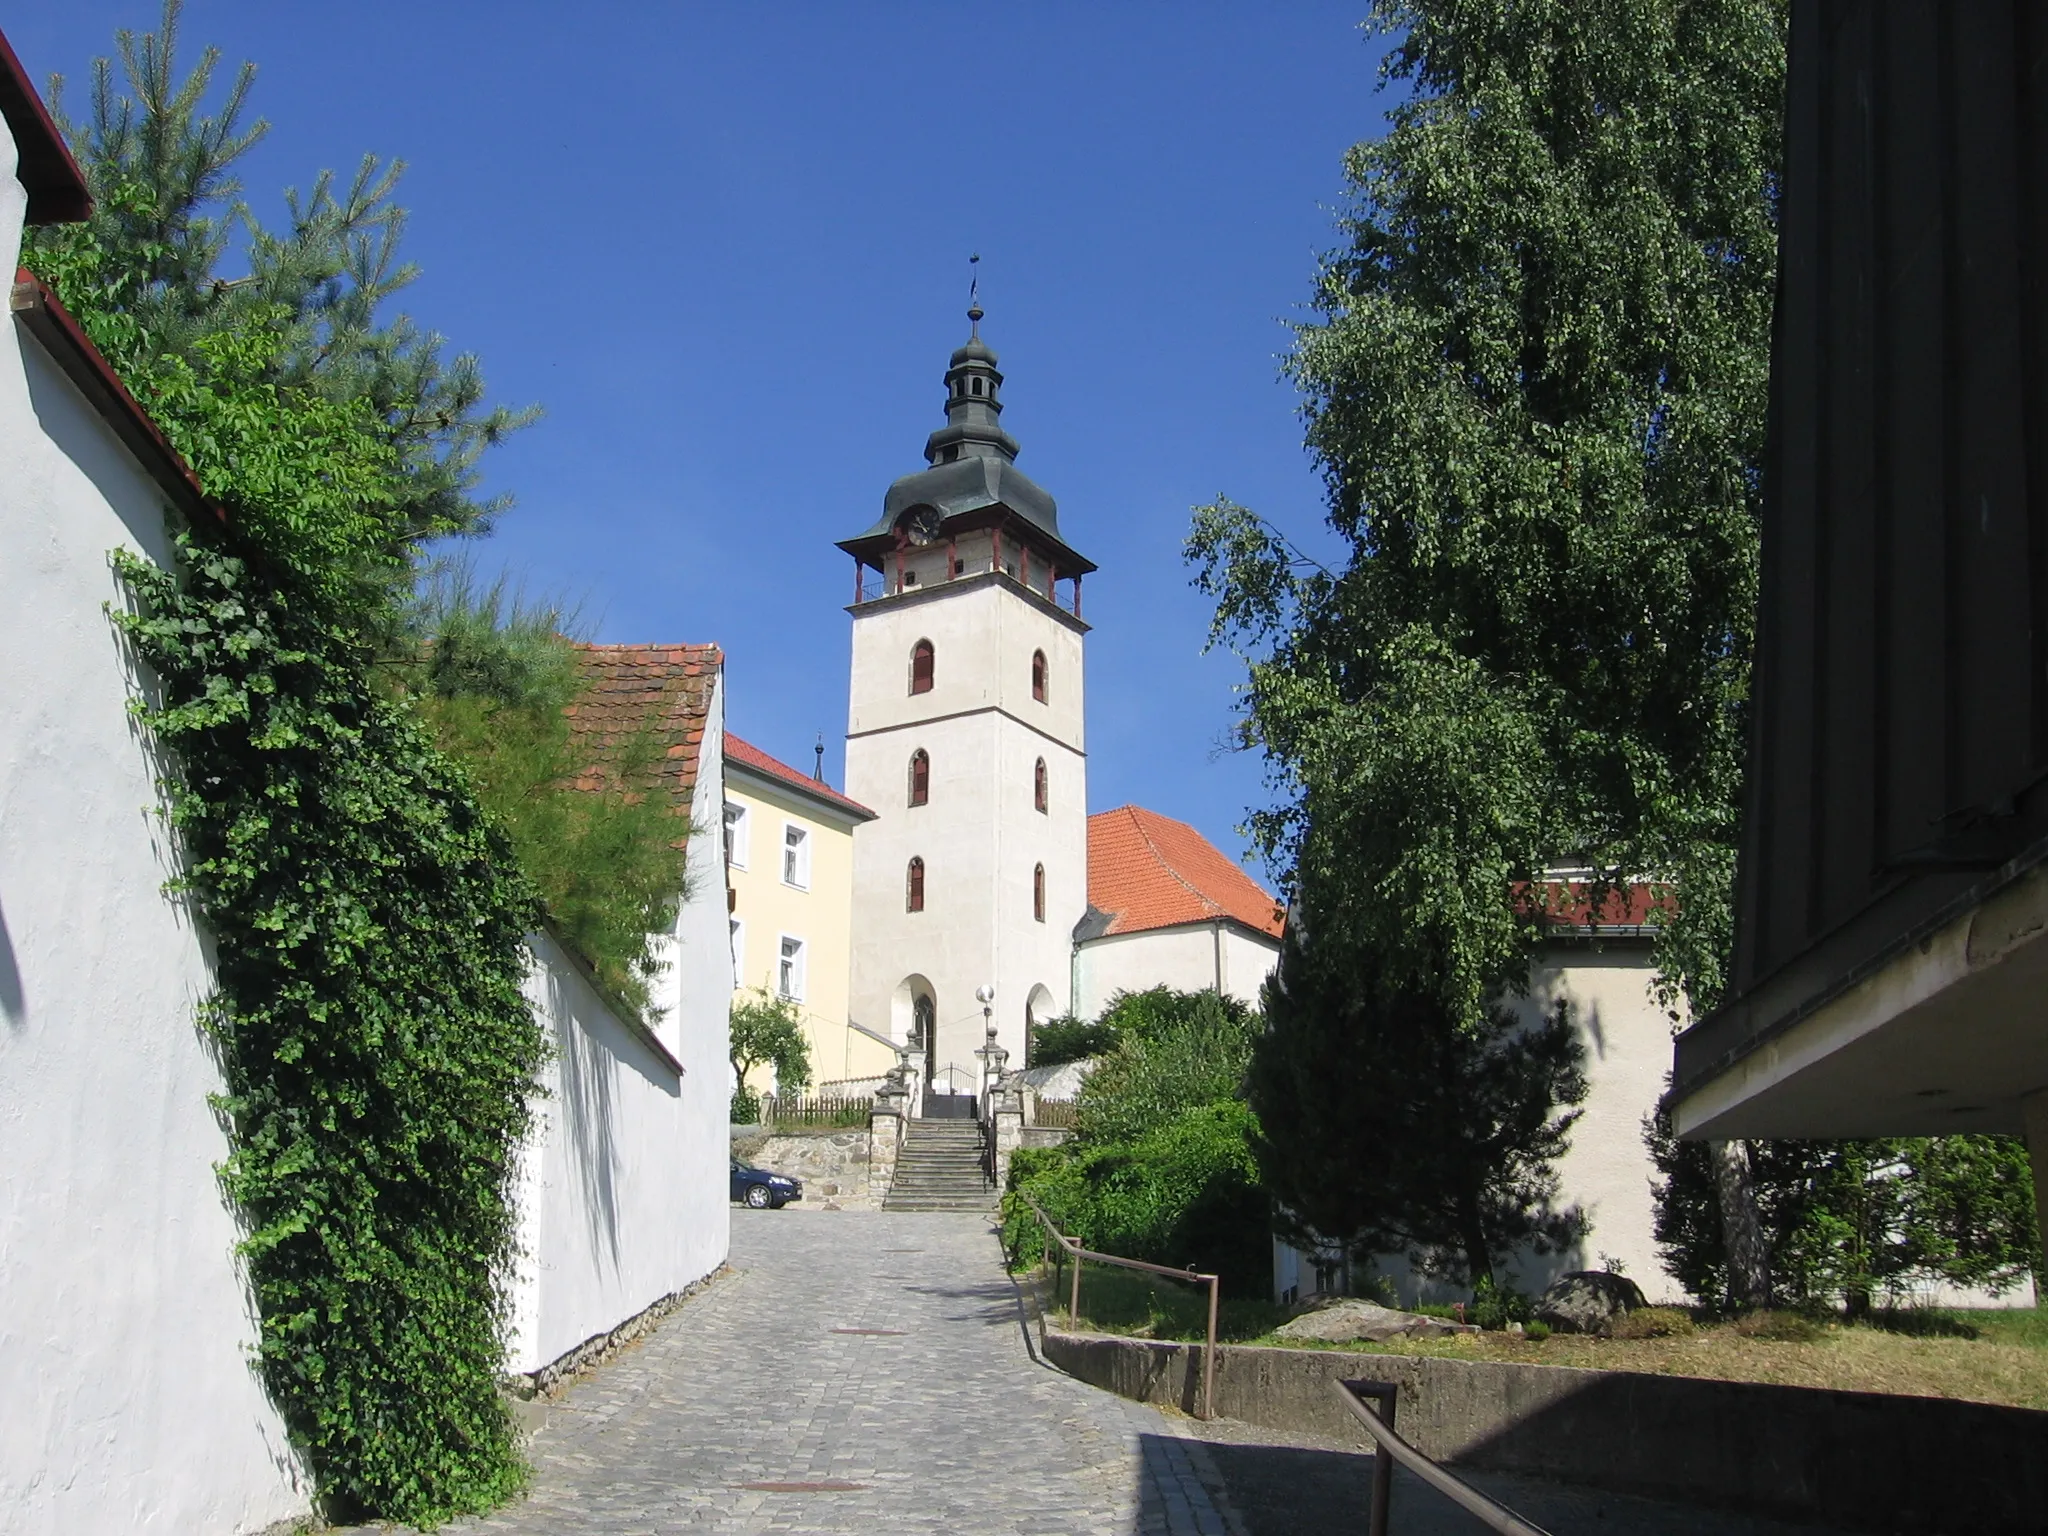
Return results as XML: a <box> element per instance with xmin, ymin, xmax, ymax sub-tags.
<box><xmin>838</xmin><ymin>300</ymin><xmax>1094</xmax><ymax>1098</ymax></box>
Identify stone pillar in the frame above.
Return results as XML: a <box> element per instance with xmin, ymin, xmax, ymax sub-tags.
<box><xmin>990</xmin><ymin>1067</ymin><xmax>1025</xmax><ymax>1192</ymax></box>
<box><xmin>2023</xmin><ymin>1088</ymin><xmax>2048</xmax><ymax>1278</ymax></box>
<box><xmin>870</xmin><ymin>1051</ymin><xmax>919</xmax><ymax>1200</ymax></box>
<box><xmin>868</xmin><ymin>1101</ymin><xmax>904</xmax><ymax>1201</ymax></box>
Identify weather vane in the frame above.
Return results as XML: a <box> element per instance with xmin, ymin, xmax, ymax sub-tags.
<box><xmin>968</xmin><ymin>252</ymin><xmax>983</xmax><ymax>332</ymax></box>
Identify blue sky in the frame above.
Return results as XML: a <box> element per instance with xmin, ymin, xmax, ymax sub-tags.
<box><xmin>16</xmin><ymin>5</ymin><xmax>1400</xmax><ymax>884</ymax></box>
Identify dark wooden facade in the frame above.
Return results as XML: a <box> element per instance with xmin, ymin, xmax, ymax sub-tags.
<box><xmin>1673</xmin><ymin>1</ymin><xmax>2048</xmax><ymax>1129</ymax></box>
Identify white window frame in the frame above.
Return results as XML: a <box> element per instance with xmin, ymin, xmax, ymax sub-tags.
<box><xmin>724</xmin><ymin>800</ymin><xmax>750</xmax><ymax>871</ymax></box>
<box><xmin>777</xmin><ymin>933</ymin><xmax>807</xmax><ymax>1003</ymax></box>
<box><xmin>781</xmin><ymin>821</ymin><xmax>811</xmax><ymax>890</ymax></box>
<box><xmin>729</xmin><ymin>917</ymin><xmax>746</xmax><ymax>987</ymax></box>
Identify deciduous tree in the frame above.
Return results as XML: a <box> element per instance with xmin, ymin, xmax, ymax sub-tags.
<box><xmin>1189</xmin><ymin>0</ymin><xmax>1785</xmax><ymax>1287</ymax></box>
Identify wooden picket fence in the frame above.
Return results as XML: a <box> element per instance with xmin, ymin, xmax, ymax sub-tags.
<box><xmin>1032</xmin><ymin>1097</ymin><xmax>1079</xmax><ymax>1130</ymax></box>
<box><xmin>762</xmin><ymin>1094</ymin><xmax>874</xmax><ymax>1128</ymax></box>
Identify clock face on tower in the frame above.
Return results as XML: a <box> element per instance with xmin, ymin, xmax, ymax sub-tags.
<box><xmin>900</xmin><ymin>505</ymin><xmax>944</xmax><ymax>547</ymax></box>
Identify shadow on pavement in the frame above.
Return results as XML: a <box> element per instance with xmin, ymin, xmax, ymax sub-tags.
<box><xmin>1187</xmin><ymin>1432</ymin><xmax>1867</xmax><ymax>1536</ymax></box>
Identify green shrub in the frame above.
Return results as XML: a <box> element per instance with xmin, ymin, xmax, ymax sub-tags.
<box><xmin>1606</xmin><ymin>1305</ymin><xmax>1695</xmax><ymax>1340</ymax></box>
<box><xmin>1523</xmin><ymin>1320</ymin><xmax>1552</xmax><ymax>1342</ymax></box>
<box><xmin>1008</xmin><ymin>1103</ymin><xmax>1268</xmax><ymax>1293</ymax></box>
<box><xmin>1075</xmin><ymin>993</ymin><xmax>1258</xmax><ymax>1146</ymax></box>
<box><xmin>394</xmin><ymin>575</ymin><xmax>692</xmax><ymax>1021</ymax></box>
<box><xmin>1730</xmin><ymin>1309</ymin><xmax>1826</xmax><ymax>1343</ymax></box>
<box><xmin>1028</xmin><ymin>1016</ymin><xmax>1119</xmax><ymax>1066</ymax></box>
<box><xmin>35</xmin><ymin>124</ymin><xmax>549</xmax><ymax>1521</ymax></box>
<box><xmin>1467</xmin><ymin>1277</ymin><xmax>1533</xmax><ymax>1331</ymax></box>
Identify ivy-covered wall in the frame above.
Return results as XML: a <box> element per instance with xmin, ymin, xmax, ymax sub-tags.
<box><xmin>0</xmin><ymin>262</ymin><xmax>311</xmax><ymax>1536</ymax></box>
<box><xmin>24</xmin><ymin>200</ymin><xmax>550</xmax><ymax>1525</ymax></box>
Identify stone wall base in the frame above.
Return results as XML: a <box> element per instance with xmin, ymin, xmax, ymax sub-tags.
<box><xmin>1042</xmin><ymin>1328</ymin><xmax>2048</xmax><ymax>1536</ymax></box>
<box><xmin>507</xmin><ymin>1266</ymin><xmax>732</xmax><ymax>1401</ymax></box>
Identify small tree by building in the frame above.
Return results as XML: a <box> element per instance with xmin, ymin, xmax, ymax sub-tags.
<box><xmin>729</xmin><ymin>989</ymin><xmax>812</xmax><ymax>1123</ymax></box>
<box><xmin>1251</xmin><ymin>917</ymin><xmax>1588</xmax><ymax>1289</ymax></box>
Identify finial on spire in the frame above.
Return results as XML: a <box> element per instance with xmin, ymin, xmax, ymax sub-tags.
<box><xmin>967</xmin><ymin>252</ymin><xmax>983</xmax><ymax>335</ymax></box>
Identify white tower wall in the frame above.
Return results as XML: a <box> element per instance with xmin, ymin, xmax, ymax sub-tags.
<box><xmin>846</xmin><ymin>573</ymin><xmax>1086</xmax><ymax>1082</ymax></box>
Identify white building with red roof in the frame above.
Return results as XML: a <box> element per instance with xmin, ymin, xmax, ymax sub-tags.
<box><xmin>1074</xmin><ymin>805</ymin><xmax>1286</xmax><ymax>1017</ymax></box>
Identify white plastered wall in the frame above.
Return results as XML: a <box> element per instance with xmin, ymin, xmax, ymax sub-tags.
<box><xmin>1074</xmin><ymin>921</ymin><xmax>1280</xmax><ymax>1018</ymax></box>
<box><xmin>1508</xmin><ymin>942</ymin><xmax>1685</xmax><ymax>1300</ymax></box>
<box><xmin>506</xmin><ymin>682</ymin><xmax>732</xmax><ymax>1374</ymax></box>
<box><xmin>1275</xmin><ymin>941</ymin><xmax>1686</xmax><ymax>1307</ymax></box>
<box><xmin>845</xmin><ymin>576</ymin><xmax>1085</xmax><ymax>1079</ymax></box>
<box><xmin>0</xmin><ymin>124</ymin><xmax>308</xmax><ymax>1533</ymax></box>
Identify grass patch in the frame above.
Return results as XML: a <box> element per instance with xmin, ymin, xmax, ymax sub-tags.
<box><xmin>1967</xmin><ymin>1306</ymin><xmax>2048</xmax><ymax>1350</ymax></box>
<box><xmin>1043</xmin><ymin>1279</ymin><xmax>2048</xmax><ymax>1412</ymax></box>
<box><xmin>1035</xmin><ymin>1260</ymin><xmax>1288</xmax><ymax>1343</ymax></box>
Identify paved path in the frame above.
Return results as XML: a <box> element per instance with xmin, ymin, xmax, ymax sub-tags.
<box><xmin>439</xmin><ymin>1210</ymin><xmax>1236</xmax><ymax>1535</ymax></box>
<box><xmin>423</xmin><ymin>1209</ymin><xmax>1857</xmax><ymax>1536</ymax></box>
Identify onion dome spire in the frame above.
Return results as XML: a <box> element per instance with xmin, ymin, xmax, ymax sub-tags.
<box><xmin>925</xmin><ymin>254</ymin><xmax>1019</xmax><ymax>466</ymax></box>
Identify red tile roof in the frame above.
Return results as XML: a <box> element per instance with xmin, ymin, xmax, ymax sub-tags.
<box><xmin>725</xmin><ymin>733</ymin><xmax>875</xmax><ymax>821</ymax></box>
<box><xmin>1522</xmin><ymin>880</ymin><xmax>1670</xmax><ymax>932</ymax></box>
<box><xmin>1086</xmin><ymin>805</ymin><xmax>1285</xmax><ymax>940</ymax></box>
<box><xmin>564</xmin><ymin>644</ymin><xmax>722</xmax><ymax>824</ymax></box>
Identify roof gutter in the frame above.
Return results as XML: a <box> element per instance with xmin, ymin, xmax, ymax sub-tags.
<box><xmin>11</xmin><ymin>269</ymin><xmax>222</xmax><ymax>525</ymax></box>
<box><xmin>0</xmin><ymin>29</ymin><xmax>92</xmax><ymax>224</ymax></box>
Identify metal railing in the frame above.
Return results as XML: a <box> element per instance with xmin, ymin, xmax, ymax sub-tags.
<box><xmin>1330</xmin><ymin>1380</ymin><xmax>1553</xmax><ymax>1536</ymax></box>
<box><xmin>1017</xmin><ymin>1192</ymin><xmax>1219</xmax><ymax>1421</ymax></box>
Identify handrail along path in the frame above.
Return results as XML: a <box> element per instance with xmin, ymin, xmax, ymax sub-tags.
<box><xmin>1015</xmin><ymin>1191</ymin><xmax>1220</xmax><ymax>1422</ymax></box>
<box><xmin>1331</xmin><ymin>1378</ymin><xmax>1554</xmax><ymax>1536</ymax></box>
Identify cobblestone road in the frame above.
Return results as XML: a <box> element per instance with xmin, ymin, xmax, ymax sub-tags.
<box><xmin>439</xmin><ymin>1210</ymin><xmax>1237</xmax><ymax>1536</ymax></box>
<box><xmin>422</xmin><ymin>1209</ymin><xmax>1853</xmax><ymax>1536</ymax></box>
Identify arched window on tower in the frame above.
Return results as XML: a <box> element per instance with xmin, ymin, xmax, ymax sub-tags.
<box><xmin>1034</xmin><ymin>757</ymin><xmax>1047</xmax><ymax>814</ymax></box>
<box><xmin>1033</xmin><ymin>863</ymin><xmax>1046</xmax><ymax>923</ymax></box>
<box><xmin>910</xmin><ymin>640</ymin><xmax>934</xmax><ymax>695</ymax></box>
<box><xmin>1031</xmin><ymin>649</ymin><xmax>1048</xmax><ymax>703</ymax></box>
<box><xmin>909</xmin><ymin>749</ymin><xmax>930</xmax><ymax>807</ymax></box>
<box><xmin>907</xmin><ymin>857</ymin><xmax>926</xmax><ymax>913</ymax></box>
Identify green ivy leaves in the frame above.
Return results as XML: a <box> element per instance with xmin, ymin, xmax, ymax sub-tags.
<box><xmin>113</xmin><ymin>544</ymin><xmax>545</xmax><ymax>1523</ymax></box>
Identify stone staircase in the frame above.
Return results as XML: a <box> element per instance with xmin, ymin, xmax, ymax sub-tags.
<box><xmin>882</xmin><ymin>1118</ymin><xmax>996</xmax><ymax>1212</ymax></box>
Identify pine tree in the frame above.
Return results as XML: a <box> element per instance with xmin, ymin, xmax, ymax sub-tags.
<box><xmin>1253</xmin><ymin>917</ymin><xmax>1587</xmax><ymax>1285</ymax></box>
<box><xmin>36</xmin><ymin>0</ymin><xmax>536</xmax><ymax>551</ymax></box>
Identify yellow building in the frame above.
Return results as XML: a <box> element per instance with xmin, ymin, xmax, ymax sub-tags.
<box><xmin>723</xmin><ymin>734</ymin><xmax>891</xmax><ymax>1093</ymax></box>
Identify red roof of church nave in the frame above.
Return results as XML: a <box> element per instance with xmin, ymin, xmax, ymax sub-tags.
<box><xmin>1086</xmin><ymin>805</ymin><xmax>1285</xmax><ymax>940</ymax></box>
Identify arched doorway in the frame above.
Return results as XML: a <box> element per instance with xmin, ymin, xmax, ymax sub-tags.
<box><xmin>1025</xmin><ymin>984</ymin><xmax>1058</xmax><ymax>1065</ymax></box>
<box><xmin>914</xmin><ymin>993</ymin><xmax>936</xmax><ymax>1086</ymax></box>
<box><xmin>890</xmin><ymin>974</ymin><xmax>939</xmax><ymax>1101</ymax></box>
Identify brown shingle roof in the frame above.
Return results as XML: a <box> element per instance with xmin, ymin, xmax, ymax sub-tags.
<box><xmin>1086</xmin><ymin>805</ymin><xmax>1285</xmax><ymax>940</ymax></box>
<box><xmin>725</xmin><ymin>732</ymin><xmax>875</xmax><ymax>820</ymax></box>
<box><xmin>564</xmin><ymin>643</ymin><xmax>722</xmax><ymax>820</ymax></box>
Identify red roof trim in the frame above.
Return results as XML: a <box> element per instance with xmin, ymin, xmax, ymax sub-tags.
<box><xmin>724</xmin><ymin>733</ymin><xmax>876</xmax><ymax>821</ymax></box>
<box><xmin>1518</xmin><ymin>880</ymin><xmax>1670</xmax><ymax>932</ymax></box>
<box><xmin>0</xmin><ymin>29</ymin><xmax>92</xmax><ymax>224</ymax></box>
<box><xmin>12</xmin><ymin>268</ymin><xmax>222</xmax><ymax>524</ymax></box>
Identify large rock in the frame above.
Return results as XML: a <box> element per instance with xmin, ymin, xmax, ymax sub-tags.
<box><xmin>1535</xmin><ymin>1270</ymin><xmax>1649</xmax><ymax>1334</ymax></box>
<box><xmin>1274</xmin><ymin>1299</ymin><xmax>1478</xmax><ymax>1344</ymax></box>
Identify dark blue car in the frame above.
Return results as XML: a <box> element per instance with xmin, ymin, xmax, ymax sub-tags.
<box><xmin>730</xmin><ymin>1160</ymin><xmax>800</xmax><ymax>1209</ymax></box>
